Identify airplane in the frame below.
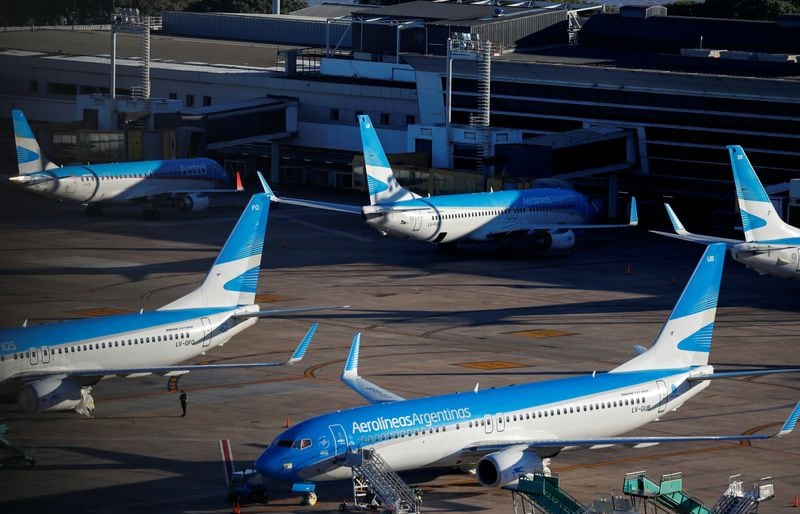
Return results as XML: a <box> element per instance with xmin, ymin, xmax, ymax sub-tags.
<box><xmin>266</xmin><ymin>115</ymin><xmax>637</xmax><ymax>254</ymax></box>
<box><xmin>254</xmin><ymin>243</ymin><xmax>800</xmax><ymax>502</ymax></box>
<box><xmin>7</xmin><ymin>109</ymin><xmax>242</xmax><ymax>220</ymax></box>
<box><xmin>653</xmin><ymin>145</ymin><xmax>800</xmax><ymax>279</ymax></box>
<box><xmin>0</xmin><ymin>187</ymin><xmax>333</xmax><ymax>416</ymax></box>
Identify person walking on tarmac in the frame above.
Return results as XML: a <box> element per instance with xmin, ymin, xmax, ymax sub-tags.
<box><xmin>179</xmin><ymin>389</ymin><xmax>188</xmax><ymax>417</ymax></box>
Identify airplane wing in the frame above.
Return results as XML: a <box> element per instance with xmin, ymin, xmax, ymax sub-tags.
<box><xmin>464</xmin><ymin>401</ymin><xmax>800</xmax><ymax>453</ymax></box>
<box><xmin>113</xmin><ymin>172</ymin><xmax>245</xmax><ymax>202</ymax></box>
<box><xmin>257</xmin><ymin>171</ymin><xmax>363</xmax><ymax>215</ymax></box>
<box><xmin>10</xmin><ymin>323</ymin><xmax>317</xmax><ymax>382</ymax></box>
<box><xmin>232</xmin><ymin>305</ymin><xmax>349</xmax><ymax>319</ymax></box>
<box><xmin>494</xmin><ymin>197</ymin><xmax>639</xmax><ymax>234</ymax></box>
<box><xmin>340</xmin><ymin>333</ymin><xmax>405</xmax><ymax>404</ymax></box>
<box><xmin>650</xmin><ymin>203</ymin><xmax>741</xmax><ymax>245</ymax></box>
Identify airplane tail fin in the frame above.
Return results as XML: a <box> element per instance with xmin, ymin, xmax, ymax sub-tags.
<box><xmin>12</xmin><ymin>110</ymin><xmax>56</xmax><ymax>174</ymax></box>
<box><xmin>729</xmin><ymin>145</ymin><xmax>800</xmax><ymax>243</ymax></box>
<box><xmin>159</xmin><ymin>193</ymin><xmax>270</xmax><ymax>310</ymax></box>
<box><xmin>358</xmin><ymin>115</ymin><xmax>419</xmax><ymax>205</ymax></box>
<box><xmin>612</xmin><ymin>243</ymin><xmax>726</xmax><ymax>372</ymax></box>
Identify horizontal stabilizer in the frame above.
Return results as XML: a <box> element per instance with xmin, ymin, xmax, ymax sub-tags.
<box><xmin>688</xmin><ymin>368</ymin><xmax>800</xmax><ymax>381</ymax></box>
<box><xmin>340</xmin><ymin>333</ymin><xmax>405</xmax><ymax>404</ymax></box>
<box><xmin>233</xmin><ymin>305</ymin><xmax>349</xmax><ymax>319</ymax></box>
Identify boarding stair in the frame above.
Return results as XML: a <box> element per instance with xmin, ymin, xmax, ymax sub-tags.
<box><xmin>509</xmin><ymin>473</ymin><xmax>587</xmax><ymax>514</ymax></box>
<box><xmin>710</xmin><ymin>475</ymin><xmax>773</xmax><ymax>514</ymax></box>
<box><xmin>624</xmin><ymin>471</ymin><xmax>711</xmax><ymax>514</ymax></box>
<box><xmin>346</xmin><ymin>448</ymin><xmax>420</xmax><ymax>513</ymax></box>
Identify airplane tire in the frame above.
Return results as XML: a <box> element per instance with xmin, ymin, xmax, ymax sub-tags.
<box><xmin>302</xmin><ymin>492</ymin><xmax>317</xmax><ymax>506</ymax></box>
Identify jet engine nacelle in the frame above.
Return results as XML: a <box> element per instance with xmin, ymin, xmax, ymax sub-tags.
<box><xmin>535</xmin><ymin>229</ymin><xmax>575</xmax><ymax>251</ymax></box>
<box><xmin>476</xmin><ymin>446</ymin><xmax>546</xmax><ymax>488</ymax></box>
<box><xmin>18</xmin><ymin>377</ymin><xmax>87</xmax><ymax>413</ymax></box>
<box><xmin>179</xmin><ymin>193</ymin><xmax>210</xmax><ymax>213</ymax></box>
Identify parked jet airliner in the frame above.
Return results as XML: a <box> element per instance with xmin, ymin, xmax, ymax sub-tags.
<box><xmin>0</xmin><ymin>189</ymin><xmax>326</xmax><ymax>416</ymax></box>
<box><xmin>255</xmin><ymin>243</ymin><xmax>799</xmax><ymax>499</ymax></box>
<box><xmin>8</xmin><ymin>110</ymin><xmax>241</xmax><ymax>219</ymax></box>
<box><xmin>654</xmin><ymin>145</ymin><xmax>800</xmax><ymax>279</ymax></box>
<box><xmin>267</xmin><ymin>115</ymin><xmax>637</xmax><ymax>253</ymax></box>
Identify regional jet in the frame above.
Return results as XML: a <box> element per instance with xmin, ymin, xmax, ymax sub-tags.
<box><xmin>654</xmin><ymin>145</ymin><xmax>800</xmax><ymax>279</ymax></box>
<box><xmin>0</xmin><ymin>189</ymin><xmax>330</xmax><ymax>415</ymax></box>
<box><xmin>267</xmin><ymin>115</ymin><xmax>637</xmax><ymax>254</ymax></box>
<box><xmin>255</xmin><ymin>243</ymin><xmax>799</xmax><ymax>500</ymax></box>
<box><xmin>7</xmin><ymin>110</ymin><xmax>242</xmax><ymax>219</ymax></box>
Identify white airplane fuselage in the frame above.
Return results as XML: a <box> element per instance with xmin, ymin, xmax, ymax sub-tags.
<box><xmin>362</xmin><ymin>188</ymin><xmax>595</xmax><ymax>245</ymax></box>
<box><xmin>730</xmin><ymin>244</ymin><xmax>800</xmax><ymax>278</ymax></box>
<box><xmin>257</xmin><ymin>367</ymin><xmax>711</xmax><ymax>482</ymax></box>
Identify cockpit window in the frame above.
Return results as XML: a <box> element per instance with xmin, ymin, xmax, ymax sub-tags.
<box><xmin>276</xmin><ymin>440</ymin><xmax>293</xmax><ymax>448</ymax></box>
<box><xmin>292</xmin><ymin>439</ymin><xmax>312</xmax><ymax>450</ymax></box>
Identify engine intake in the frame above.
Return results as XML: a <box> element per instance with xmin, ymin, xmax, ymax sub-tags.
<box><xmin>179</xmin><ymin>193</ymin><xmax>210</xmax><ymax>213</ymax></box>
<box><xmin>535</xmin><ymin>229</ymin><xmax>575</xmax><ymax>251</ymax></box>
<box><xmin>476</xmin><ymin>446</ymin><xmax>547</xmax><ymax>488</ymax></box>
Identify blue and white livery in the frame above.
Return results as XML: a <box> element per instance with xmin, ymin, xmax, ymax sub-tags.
<box><xmin>654</xmin><ymin>145</ymin><xmax>800</xmax><ymax>279</ymax></box>
<box><xmin>255</xmin><ymin>243</ymin><xmax>800</xmax><ymax>493</ymax></box>
<box><xmin>0</xmin><ymin>190</ymin><xmax>323</xmax><ymax>416</ymax></box>
<box><xmin>8</xmin><ymin>109</ymin><xmax>242</xmax><ymax>219</ymax></box>
<box><xmin>266</xmin><ymin>115</ymin><xmax>637</xmax><ymax>253</ymax></box>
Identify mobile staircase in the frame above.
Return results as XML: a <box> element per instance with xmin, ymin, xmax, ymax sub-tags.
<box><xmin>624</xmin><ymin>471</ymin><xmax>710</xmax><ymax>514</ymax></box>
<box><xmin>710</xmin><ymin>475</ymin><xmax>774</xmax><ymax>514</ymax></box>
<box><xmin>510</xmin><ymin>473</ymin><xmax>585</xmax><ymax>514</ymax></box>
<box><xmin>345</xmin><ymin>448</ymin><xmax>420</xmax><ymax>513</ymax></box>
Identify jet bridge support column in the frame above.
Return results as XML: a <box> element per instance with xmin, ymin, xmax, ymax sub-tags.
<box><xmin>608</xmin><ymin>173</ymin><xmax>618</xmax><ymax>221</ymax></box>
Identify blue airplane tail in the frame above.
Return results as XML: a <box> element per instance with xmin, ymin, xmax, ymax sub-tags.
<box><xmin>159</xmin><ymin>193</ymin><xmax>270</xmax><ymax>310</ymax></box>
<box><xmin>613</xmin><ymin>243</ymin><xmax>726</xmax><ymax>372</ymax></box>
<box><xmin>11</xmin><ymin>109</ymin><xmax>57</xmax><ymax>174</ymax></box>
<box><xmin>729</xmin><ymin>145</ymin><xmax>800</xmax><ymax>243</ymax></box>
<box><xmin>358</xmin><ymin>115</ymin><xmax>419</xmax><ymax>205</ymax></box>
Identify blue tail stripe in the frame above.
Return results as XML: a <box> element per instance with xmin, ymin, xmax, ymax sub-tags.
<box><xmin>676</xmin><ymin>323</ymin><xmax>714</xmax><ymax>353</ymax></box>
<box><xmin>358</xmin><ymin>115</ymin><xmax>391</xmax><ymax>169</ymax></box>
<box><xmin>669</xmin><ymin>244</ymin><xmax>725</xmax><ymax>320</ymax></box>
<box><xmin>740</xmin><ymin>209</ymin><xmax>767</xmax><ymax>232</ymax></box>
<box><xmin>12</xmin><ymin>110</ymin><xmax>35</xmax><ymax>139</ymax></box>
<box><xmin>16</xmin><ymin>146</ymin><xmax>39</xmax><ymax>165</ymax></box>
<box><xmin>223</xmin><ymin>266</ymin><xmax>260</xmax><ymax>293</ymax></box>
<box><xmin>215</xmin><ymin>195</ymin><xmax>269</xmax><ymax>265</ymax></box>
<box><xmin>367</xmin><ymin>174</ymin><xmax>389</xmax><ymax>196</ymax></box>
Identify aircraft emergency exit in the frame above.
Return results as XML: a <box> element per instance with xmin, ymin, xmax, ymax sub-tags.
<box><xmin>8</xmin><ymin>110</ymin><xmax>242</xmax><ymax>219</ymax></box>
<box><xmin>255</xmin><ymin>243</ymin><xmax>800</xmax><ymax>496</ymax></box>
<box><xmin>653</xmin><ymin>145</ymin><xmax>800</xmax><ymax>279</ymax></box>
<box><xmin>267</xmin><ymin>115</ymin><xmax>637</xmax><ymax>253</ymax></box>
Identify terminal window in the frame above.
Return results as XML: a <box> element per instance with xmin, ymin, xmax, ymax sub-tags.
<box><xmin>330</xmin><ymin>108</ymin><xmax>339</xmax><ymax>121</ymax></box>
<box><xmin>380</xmin><ymin>112</ymin><xmax>390</xmax><ymax>125</ymax></box>
<box><xmin>203</xmin><ymin>96</ymin><xmax>211</xmax><ymax>106</ymax></box>
<box><xmin>186</xmin><ymin>94</ymin><xmax>195</xmax><ymax>107</ymax></box>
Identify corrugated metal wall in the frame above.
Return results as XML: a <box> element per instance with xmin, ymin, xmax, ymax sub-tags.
<box><xmin>474</xmin><ymin>10</ymin><xmax>567</xmax><ymax>50</ymax></box>
<box><xmin>161</xmin><ymin>11</ymin><xmax>351</xmax><ymax>47</ymax></box>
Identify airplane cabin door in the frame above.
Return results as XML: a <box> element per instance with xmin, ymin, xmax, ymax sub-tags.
<box><xmin>412</xmin><ymin>214</ymin><xmax>422</xmax><ymax>232</ymax></box>
<box><xmin>328</xmin><ymin>424</ymin><xmax>349</xmax><ymax>456</ymax></box>
<box><xmin>656</xmin><ymin>380</ymin><xmax>668</xmax><ymax>413</ymax></box>
<box><xmin>29</xmin><ymin>348</ymin><xmax>38</xmax><ymax>366</ymax></box>
<box><xmin>483</xmin><ymin>414</ymin><xmax>493</xmax><ymax>434</ymax></box>
<box><xmin>201</xmin><ymin>317</ymin><xmax>212</xmax><ymax>347</ymax></box>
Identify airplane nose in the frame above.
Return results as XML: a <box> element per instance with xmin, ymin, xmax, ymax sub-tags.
<box><xmin>255</xmin><ymin>449</ymin><xmax>293</xmax><ymax>480</ymax></box>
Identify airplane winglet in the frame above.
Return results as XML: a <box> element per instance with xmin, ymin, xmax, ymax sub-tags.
<box><xmin>664</xmin><ymin>203</ymin><xmax>688</xmax><ymax>235</ymax></box>
<box><xmin>287</xmin><ymin>322</ymin><xmax>318</xmax><ymax>364</ymax></box>
<box><xmin>342</xmin><ymin>333</ymin><xmax>361</xmax><ymax>379</ymax></box>
<box><xmin>235</xmin><ymin>171</ymin><xmax>244</xmax><ymax>192</ymax></box>
<box><xmin>256</xmin><ymin>171</ymin><xmax>277</xmax><ymax>200</ymax></box>
<box><xmin>629</xmin><ymin>197</ymin><xmax>638</xmax><ymax>226</ymax></box>
<box><xmin>777</xmin><ymin>401</ymin><xmax>800</xmax><ymax>437</ymax></box>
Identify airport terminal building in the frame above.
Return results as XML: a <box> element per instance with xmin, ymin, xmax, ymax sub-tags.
<box><xmin>1</xmin><ymin>2</ymin><xmax>799</xmax><ymax>227</ymax></box>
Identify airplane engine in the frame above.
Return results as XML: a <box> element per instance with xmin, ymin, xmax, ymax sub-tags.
<box><xmin>18</xmin><ymin>377</ymin><xmax>89</xmax><ymax>413</ymax></box>
<box><xmin>476</xmin><ymin>446</ymin><xmax>547</xmax><ymax>487</ymax></box>
<box><xmin>179</xmin><ymin>193</ymin><xmax>210</xmax><ymax>213</ymax></box>
<box><xmin>534</xmin><ymin>229</ymin><xmax>575</xmax><ymax>251</ymax></box>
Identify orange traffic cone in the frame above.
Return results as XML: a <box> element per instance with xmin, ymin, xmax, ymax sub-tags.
<box><xmin>625</xmin><ymin>264</ymin><xmax>632</xmax><ymax>275</ymax></box>
<box><xmin>793</xmin><ymin>495</ymin><xmax>798</xmax><ymax>508</ymax></box>
<box><xmin>232</xmin><ymin>498</ymin><xmax>241</xmax><ymax>514</ymax></box>
<box><xmin>284</xmin><ymin>416</ymin><xmax>292</xmax><ymax>428</ymax></box>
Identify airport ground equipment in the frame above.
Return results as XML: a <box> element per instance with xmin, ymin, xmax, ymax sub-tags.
<box><xmin>345</xmin><ymin>447</ymin><xmax>420</xmax><ymax>513</ymax></box>
<box><xmin>508</xmin><ymin>473</ymin><xmax>589</xmax><ymax>514</ymax></box>
<box><xmin>0</xmin><ymin>420</ymin><xmax>34</xmax><ymax>467</ymax></box>
<box><xmin>219</xmin><ymin>439</ymin><xmax>266</xmax><ymax>505</ymax></box>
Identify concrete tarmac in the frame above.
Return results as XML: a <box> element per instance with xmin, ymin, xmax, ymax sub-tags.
<box><xmin>0</xmin><ymin>187</ymin><xmax>798</xmax><ymax>513</ymax></box>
